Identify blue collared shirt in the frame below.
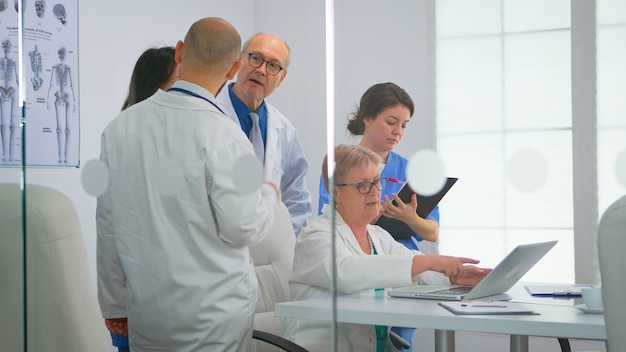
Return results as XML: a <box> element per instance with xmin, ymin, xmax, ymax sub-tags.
<box><xmin>228</xmin><ymin>83</ymin><xmax>267</xmax><ymax>147</ymax></box>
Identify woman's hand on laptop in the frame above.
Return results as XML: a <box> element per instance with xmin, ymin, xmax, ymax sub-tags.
<box><xmin>450</xmin><ymin>266</ymin><xmax>492</xmax><ymax>286</ymax></box>
<box><xmin>416</xmin><ymin>255</ymin><xmax>479</xmax><ymax>278</ymax></box>
<box><xmin>413</xmin><ymin>255</ymin><xmax>491</xmax><ymax>285</ymax></box>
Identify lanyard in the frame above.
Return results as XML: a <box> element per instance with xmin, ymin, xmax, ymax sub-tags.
<box><xmin>167</xmin><ymin>87</ymin><xmax>226</xmax><ymax>115</ymax></box>
<box><xmin>370</xmin><ymin>235</ymin><xmax>387</xmax><ymax>352</ymax></box>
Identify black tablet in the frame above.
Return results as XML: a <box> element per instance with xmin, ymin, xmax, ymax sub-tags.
<box><xmin>375</xmin><ymin>177</ymin><xmax>458</xmax><ymax>240</ymax></box>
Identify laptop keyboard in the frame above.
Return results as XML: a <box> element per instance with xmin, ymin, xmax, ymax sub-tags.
<box><xmin>433</xmin><ymin>286</ymin><xmax>473</xmax><ymax>294</ymax></box>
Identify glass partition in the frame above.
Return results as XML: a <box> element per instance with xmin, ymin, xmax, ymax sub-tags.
<box><xmin>0</xmin><ymin>1</ymin><xmax>26</xmax><ymax>350</ymax></box>
<box><xmin>330</xmin><ymin>0</ymin><xmax>622</xmax><ymax>351</ymax></box>
<box><xmin>14</xmin><ymin>1</ymin><xmax>336</xmax><ymax>352</ymax></box>
<box><xmin>597</xmin><ymin>0</ymin><xmax>626</xmax><ymax>213</ymax></box>
<box><xmin>0</xmin><ymin>156</ymin><xmax>25</xmax><ymax>350</ymax></box>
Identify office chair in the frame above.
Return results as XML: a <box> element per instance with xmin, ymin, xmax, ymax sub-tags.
<box><xmin>598</xmin><ymin>194</ymin><xmax>626</xmax><ymax>352</ymax></box>
<box><xmin>252</xmin><ymin>330</ymin><xmax>309</xmax><ymax>352</ymax></box>
<box><xmin>555</xmin><ymin>195</ymin><xmax>626</xmax><ymax>352</ymax></box>
<box><xmin>249</xmin><ymin>201</ymin><xmax>309</xmax><ymax>352</ymax></box>
<box><xmin>0</xmin><ymin>183</ymin><xmax>110</xmax><ymax>352</ymax></box>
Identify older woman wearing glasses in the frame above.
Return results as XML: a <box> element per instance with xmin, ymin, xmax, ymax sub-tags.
<box><xmin>284</xmin><ymin>144</ymin><xmax>489</xmax><ymax>352</ymax></box>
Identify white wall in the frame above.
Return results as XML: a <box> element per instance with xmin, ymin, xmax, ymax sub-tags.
<box><xmin>255</xmin><ymin>0</ymin><xmax>327</xmax><ymax>213</ymax></box>
<box><xmin>334</xmin><ymin>0</ymin><xmax>436</xmax><ymax>154</ymax></box>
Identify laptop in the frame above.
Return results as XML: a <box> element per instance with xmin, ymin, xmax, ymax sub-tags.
<box><xmin>388</xmin><ymin>240</ymin><xmax>558</xmax><ymax>301</ymax></box>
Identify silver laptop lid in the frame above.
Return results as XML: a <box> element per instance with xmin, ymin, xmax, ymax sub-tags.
<box><xmin>463</xmin><ymin>240</ymin><xmax>558</xmax><ymax>300</ymax></box>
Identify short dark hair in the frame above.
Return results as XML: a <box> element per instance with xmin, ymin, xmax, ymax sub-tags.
<box><xmin>122</xmin><ymin>46</ymin><xmax>176</xmax><ymax>111</ymax></box>
<box><xmin>347</xmin><ymin>82</ymin><xmax>415</xmax><ymax>136</ymax></box>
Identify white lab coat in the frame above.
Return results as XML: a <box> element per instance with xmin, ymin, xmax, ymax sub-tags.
<box><xmin>97</xmin><ymin>81</ymin><xmax>278</xmax><ymax>352</ymax></box>
<box><xmin>283</xmin><ymin>205</ymin><xmax>448</xmax><ymax>351</ymax></box>
<box><xmin>216</xmin><ymin>88</ymin><xmax>312</xmax><ymax>235</ymax></box>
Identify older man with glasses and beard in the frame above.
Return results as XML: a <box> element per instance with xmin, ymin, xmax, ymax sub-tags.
<box><xmin>216</xmin><ymin>33</ymin><xmax>312</xmax><ymax>237</ymax></box>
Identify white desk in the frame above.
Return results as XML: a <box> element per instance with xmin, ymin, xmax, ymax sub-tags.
<box><xmin>275</xmin><ymin>283</ymin><xmax>606</xmax><ymax>352</ymax></box>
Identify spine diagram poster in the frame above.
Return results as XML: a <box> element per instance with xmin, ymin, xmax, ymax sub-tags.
<box><xmin>0</xmin><ymin>0</ymin><xmax>79</xmax><ymax>167</ymax></box>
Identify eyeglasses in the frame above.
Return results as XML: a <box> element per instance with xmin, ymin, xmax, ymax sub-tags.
<box><xmin>336</xmin><ymin>178</ymin><xmax>389</xmax><ymax>194</ymax></box>
<box><xmin>245</xmin><ymin>52</ymin><xmax>284</xmax><ymax>76</ymax></box>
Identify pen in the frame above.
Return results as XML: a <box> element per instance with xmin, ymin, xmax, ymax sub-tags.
<box><xmin>387</xmin><ymin>177</ymin><xmax>403</xmax><ymax>183</ymax></box>
<box><xmin>461</xmin><ymin>304</ymin><xmax>508</xmax><ymax>308</ymax></box>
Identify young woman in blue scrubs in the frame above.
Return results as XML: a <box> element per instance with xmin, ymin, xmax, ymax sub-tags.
<box><xmin>317</xmin><ymin>82</ymin><xmax>440</xmax><ymax>351</ymax></box>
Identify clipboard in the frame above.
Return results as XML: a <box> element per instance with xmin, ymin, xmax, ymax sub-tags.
<box><xmin>375</xmin><ymin>177</ymin><xmax>458</xmax><ymax>240</ymax></box>
<box><xmin>523</xmin><ymin>284</ymin><xmax>596</xmax><ymax>297</ymax></box>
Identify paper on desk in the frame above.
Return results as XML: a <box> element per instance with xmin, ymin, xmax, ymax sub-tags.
<box><xmin>438</xmin><ymin>301</ymin><xmax>538</xmax><ymax>315</ymax></box>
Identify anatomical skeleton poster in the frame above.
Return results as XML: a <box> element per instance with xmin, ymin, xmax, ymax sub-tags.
<box><xmin>0</xmin><ymin>0</ymin><xmax>79</xmax><ymax>167</ymax></box>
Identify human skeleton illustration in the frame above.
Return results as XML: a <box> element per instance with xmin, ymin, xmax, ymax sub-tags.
<box><xmin>46</xmin><ymin>47</ymin><xmax>75</xmax><ymax>163</ymax></box>
<box><xmin>29</xmin><ymin>45</ymin><xmax>43</xmax><ymax>91</ymax></box>
<box><xmin>52</xmin><ymin>3</ymin><xmax>66</xmax><ymax>25</ymax></box>
<box><xmin>0</xmin><ymin>39</ymin><xmax>19</xmax><ymax>162</ymax></box>
<box><xmin>34</xmin><ymin>0</ymin><xmax>45</xmax><ymax>17</ymax></box>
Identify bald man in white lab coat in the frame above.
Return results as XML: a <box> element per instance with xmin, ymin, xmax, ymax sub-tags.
<box><xmin>97</xmin><ymin>18</ymin><xmax>279</xmax><ymax>352</ymax></box>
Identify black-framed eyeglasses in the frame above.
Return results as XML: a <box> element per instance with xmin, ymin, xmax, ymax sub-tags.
<box><xmin>336</xmin><ymin>178</ymin><xmax>389</xmax><ymax>194</ymax></box>
<box><xmin>245</xmin><ymin>52</ymin><xmax>284</xmax><ymax>76</ymax></box>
